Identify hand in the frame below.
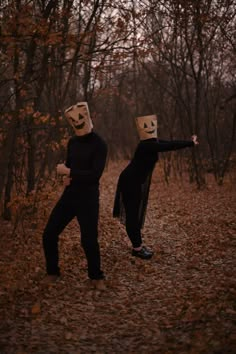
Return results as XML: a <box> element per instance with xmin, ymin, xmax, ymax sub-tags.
<box><xmin>56</xmin><ymin>163</ymin><xmax>70</xmax><ymax>175</ymax></box>
<box><xmin>191</xmin><ymin>135</ymin><xmax>199</xmax><ymax>145</ymax></box>
<box><xmin>63</xmin><ymin>176</ymin><xmax>71</xmax><ymax>186</ymax></box>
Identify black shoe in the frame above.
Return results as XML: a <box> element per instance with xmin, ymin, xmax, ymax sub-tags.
<box><xmin>132</xmin><ymin>246</ymin><xmax>153</xmax><ymax>259</ymax></box>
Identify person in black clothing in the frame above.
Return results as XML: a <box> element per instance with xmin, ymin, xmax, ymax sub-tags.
<box><xmin>42</xmin><ymin>102</ymin><xmax>107</xmax><ymax>289</ymax></box>
<box><xmin>113</xmin><ymin>114</ymin><xmax>199</xmax><ymax>259</ymax></box>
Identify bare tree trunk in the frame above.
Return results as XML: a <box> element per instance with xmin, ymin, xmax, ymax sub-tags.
<box><xmin>3</xmin><ymin>116</ymin><xmax>18</xmax><ymax>219</ymax></box>
<box><xmin>26</xmin><ymin>128</ymin><xmax>35</xmax><ymax>195</ymax></box>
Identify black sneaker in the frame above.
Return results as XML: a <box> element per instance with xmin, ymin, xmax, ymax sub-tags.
<box><xmin>132</xmin><ymin>246</ymin><xmax>153</xmax><ymax>259</ymax></box>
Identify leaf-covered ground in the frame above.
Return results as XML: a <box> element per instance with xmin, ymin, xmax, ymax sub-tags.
<box><xmin>0</xmin><ymin>161</ymin><xmax>235</xmax><ymax>354</ymax></box>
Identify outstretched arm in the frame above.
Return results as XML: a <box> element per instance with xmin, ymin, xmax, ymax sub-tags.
<box><xmin>141</xmin><ymin>135</ymin><xmax>199</xmax><ymax>153</ymax></box>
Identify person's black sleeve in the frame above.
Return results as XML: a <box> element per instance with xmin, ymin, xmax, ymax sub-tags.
<box><xmin>142</xmin><ymin>139</ymin><xmax>194</xmax><ymax>153</ymax></box>
<box><xmin>70</xmin><ymin>140</ymin><xmax>108</xmax><ymax>183</ymax></box>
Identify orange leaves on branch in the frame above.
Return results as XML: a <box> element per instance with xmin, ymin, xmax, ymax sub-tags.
<box><xmin>1</xmin><ymin>113</ymin><xmax>13</xmax><ymax>124</ymax></box>
<box><xmin>59</xmin><ymin>138</ymin><xmax>68</xmax><ymax>149</ymax></box>
<box><xmin>40</xmin><ymin>115</ymin><xmax>50</xmax><ymax>124</ymax></box>
<box><xmin>45</xmin><ymin>32</ymin><xmax>63</xmax><ymax>46</ymax></box>
<box><xmin>49</xmin><ymin>141</ymin><xmax>60</xmax><ymax>152</ymax></box>
<box><xmin>25</xmin><ymin>105</ymin><xmax>34</xmax><ymax>115</ymax></box>
<box><xmin>50</xmin><ymin>118</ymin><xmax>57</xmax><ymax>127</ymax></box>
<box><xmin>32</xmin><ymin>111</ymin><xmax>62</xmax><ymax>127</ymax></box>
<box><xmin>18</xmin><ymin>105</ymin><xmax>34</xmax><ymax>120</ymax></box>
<box><xmin>19</xmin><ymin>90</ymin><xmax>27</xmax><ymax>97</ymax></box>
<box><xmin>33</xmin><ymin>113</ymin><xmax>50</xmax><ymax>125</ymax></box>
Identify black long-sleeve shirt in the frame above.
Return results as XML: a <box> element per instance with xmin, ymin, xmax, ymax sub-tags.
<box><xmin>113</xmin><ymin>138</ymin><xmax>194</xmax><ymax>226</ymax></box>
<box><xmin>65</xmin><ymin>132</ymin><xmax>107</xmax><ymax>188</ymax></box>
<box><xmin>121</xmin><ymin>138</ymin><xmax>194</xmax><ymax>185</ymax></box>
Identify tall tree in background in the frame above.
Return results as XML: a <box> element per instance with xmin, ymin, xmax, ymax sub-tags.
<box><xmin>133</xmin><ymin>0</ymin><xmax>236</xmax><ymax>186</ymax></box>
<box><xmin>0</xmin><ymin>0</ymin><xmax>235</xmax><ymax>220</ymax></box>
<box><xmin>0</xmin><ymin>0</ymin><xmax>133</xmax><ymax>219</ymax></box>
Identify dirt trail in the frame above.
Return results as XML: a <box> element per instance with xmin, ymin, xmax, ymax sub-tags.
<box><xmin>0</xmin><ymin>161</ymin><xmax>235</xmax><ymax>353</ymax></box>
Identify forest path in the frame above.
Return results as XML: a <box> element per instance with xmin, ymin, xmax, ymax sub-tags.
<box><xmin>0</xmin><ymin>161</ymin><xmax>235</xmax><ymax>353</ymax></box>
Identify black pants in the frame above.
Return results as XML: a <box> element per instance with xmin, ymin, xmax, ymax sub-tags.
<box><xmin>42</xmin><ymin>187</ymin><xmax>104</xmax><ymax>280</ymax></box>
<box><xmin>122</xmin><ymin>187</ymin><xmax>143</xmax><ymax>248</ymax></box>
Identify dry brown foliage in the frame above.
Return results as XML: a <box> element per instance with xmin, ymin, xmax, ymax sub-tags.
<box><xmin>0</xmin><ymin>161</ymin><xmax>235</xmax><ymax>353</ymax></box>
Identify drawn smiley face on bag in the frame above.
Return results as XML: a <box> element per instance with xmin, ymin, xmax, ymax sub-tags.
<box><xmin>135</xmin><ymin>114</ymin><xmax>157</xmax><ymax>140</ymax></box>
<box><xmin>64</xmin><ymin>102</ymin><xmax>93</xmax><ymax>136</ymax></box>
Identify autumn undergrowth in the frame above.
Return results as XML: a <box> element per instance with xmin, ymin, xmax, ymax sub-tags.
<box><xmin>0</xmin><ymin>161</ymin><xmax>235</xmax><ymax>354</ymax></box>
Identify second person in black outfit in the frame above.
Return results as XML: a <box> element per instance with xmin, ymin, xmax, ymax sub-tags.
<box><xmin>113</xmin><ymin>114</ymin><xmax>199</xmax><ymax>259</ymax></box>
<box><xmin>42</xmin><ymin>102</ymin><xmax>107</xmax><ymax>290</ymax></box>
